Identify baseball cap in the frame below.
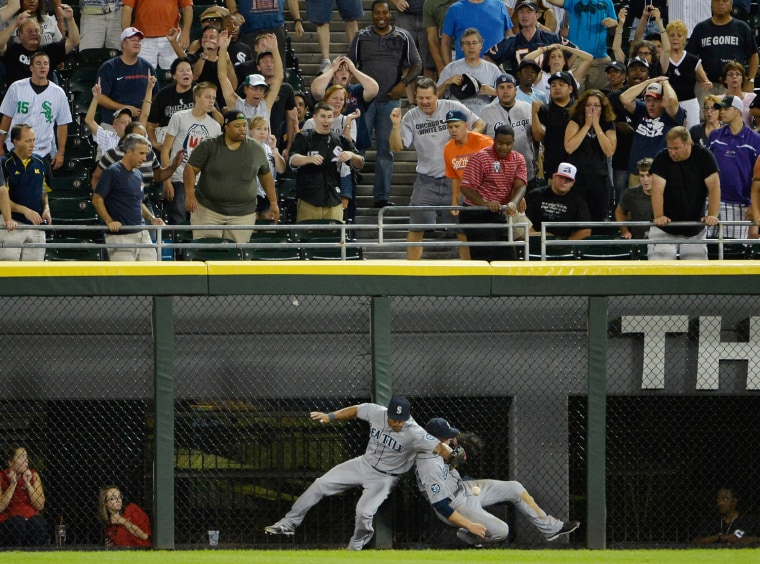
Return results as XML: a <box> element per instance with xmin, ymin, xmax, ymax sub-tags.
<box><xmin>243</xmin><ymin>74</ymin><xmax>269</xmax><ymax>88</ymax></box>
<box><xmin>714</xmin><ymin>95</ymin><xmax>743</xmax><ymax>111</ymax></box>
<box><xmin>518</xmin><ymin>59</ymin><xmax>541</xmax><ymax>72</ymax></box>
<box><xmin>256</xmin><ymin>51</ymin><xmax>274</xmax><ymax>64</ymax></box>
<box><xmin>515</xmin><ymin>0</ymin><xmax>538</xmax><ymax>10</ymax></box>
<box><xmin>548</xmin><ymin>71</ymin><xmax>574</xmax><ymax>87</ymax></box>
<box><xmin>606</xmin><ymin>61</ymin><xmax>626</xmax><ymax>73</ymax></box>
<box><xmin>223</xmin><ymin>110</ymin><xmax>247</xmax><ymax>127</ymax></box>
<box><xmin>120</xmin><ymin>27</ymin><xmax>144</xmax><ymax>42</ymax></box>
<box><xmin>495</xmin><ymin>73</ymin><xmax>517</xmax><ymax>87</ymax></box>
<box><xmin>425</xmin><ymin>418</ymin><xmax>460</xmax><ymax>439</ymax></box>
<box><xmin>627</xmin><ymin>56</ymin><xmax>649</xmax><ymax>68</ymax></box>
<box><xmin>387</xmin><ymin>397</ymin><xmax>411</xmax><ymax>421</ymax></box>
<box><xmin>113</xmin><ymin>107</ymin><xmax>134</xmax><ymax>120</ymax></box>
<box><xmin>445</xmin><ymin>109</ymin><xmax>468</xmax><ymax>123</ymax></box>
<box><xmin>644</xmin><ymin>82</ymin><xmax>663</xmax><ymax>99</ymax></box>
<box><xmin>555</xmin><ymin>162</ymin><xmax>577</xmax><ymax>180</ymax></box>
<box><xmin>450</xmin><ymin>74</ymin><xmax>480</xmax><ymax>100</ymax></box>
<box><xmin>200</xmin><ymin>6</ymin><xmax>226</xmax><ymax>21</ymax></box>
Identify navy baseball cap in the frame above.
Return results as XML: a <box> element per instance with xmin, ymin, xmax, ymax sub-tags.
<box><xmin>518</xmin><ymin>59</ymin><xmax>541</xmax><ymax>72</ymax></box>
<box><xmin>495</xmin><ymin>73</ymin><xmax>517</xmax><ymax>87</ymax></box>
<box><xmin>445</xmin><ymin>109</ymin><xmax>468</xmax><ymax>122</ymax></box>
<box><xmin>425</xmin><ymin>417</ymin><xmax>459</xmax><ymax>439</ymax></box>
<box><xmin>515</xmin><ymin>0</ymin><xmax>538</xmax><ymax>11</ymax></box>
<box><xmin>387</xmin><ymin>397</ymin><xmax>411</xmax><ymax>421</ymax></box>
<box><xmin>606</xmin><ymin>61</ymin><xmax>626</xmax><ymax>73</ymax></box>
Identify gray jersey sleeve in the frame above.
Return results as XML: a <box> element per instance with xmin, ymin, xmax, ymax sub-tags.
<box><xmin>415</xmin><ymin>453</ymin><xmax>458</xmax><ymax>505</ymax></box>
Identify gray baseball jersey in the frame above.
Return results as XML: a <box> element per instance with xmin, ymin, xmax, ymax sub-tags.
<box><xmin>415</xmin><ymin>452</ymin><xmax>563</xmax><ymax>545</ymax></box>
<box><xmin>479</xmin><ymin>98</ymin><xmax>536</xmax><ymax>181</ymax></box>
<box><xmin>401</xmin><ymin>100</ymin><xmax>479</xmax><ymax>178</ymax></box>
<box><xmin>273</xmin><ymin>403</ymin><xmax>439</xmax><ymax>550</ymax></box>
<box><xmin>437</xmin><ymin>59</ymin><xmax>502</xmax><ymax>115</ymax></box>
<box><xmin>0</xmin><ymin>78</ymin><xmax>72</xmax><ymax>156</ymax></box>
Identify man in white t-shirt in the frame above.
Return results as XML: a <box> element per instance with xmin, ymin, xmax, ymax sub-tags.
<box><xmin>160</xmin><ymin>82</ymin><xmax>222</xmax><ymax>225</ymax></box>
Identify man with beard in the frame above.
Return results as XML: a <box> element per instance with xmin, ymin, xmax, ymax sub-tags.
<box><xmin>390</xmin><ymin>79</ymin><xmax>483</xmax><ymax>259</ymax></box>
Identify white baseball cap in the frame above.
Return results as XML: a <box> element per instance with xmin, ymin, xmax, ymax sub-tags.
<box><xmin>120</xmin><ymin>27</ymin><xmax>144</xmax><ymax>42</ymax></box>
<box><xmin>555</xmin><ymin>162</ymin><xmax>577</xmax><ymax>180</ymax></box>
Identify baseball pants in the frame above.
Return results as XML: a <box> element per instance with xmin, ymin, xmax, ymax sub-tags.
<box><xmin>279</xmin><ymin>456</ymin><xmax>399</xmax><ymax>550</ymax></box>
<box><xmin>444</xmin><ymin>479</ymin><xmax>562</xmax><ymax>546</ymax></box>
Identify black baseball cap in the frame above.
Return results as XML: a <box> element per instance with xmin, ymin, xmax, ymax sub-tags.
<box><xmin>223</xmin><ymin>110</ymin><xmax>247</xmax><ymax>127</ymax></box>
<box><xmin>518</xmin><ymin>59</ymin><xmax>541</xmax><ymax>72</ymax></box>
<box><xmin>627</xmin><ymin>56</ymin><xmax>649</xmax><ymax>68</ymax></box>
<box><xmin>387</xmin><ymin>397</ymin><xmax>411</xmax><ymax>421</ymax></box>
<box><xmin>425</xmin><ymin>418</ymin><xmax>459</xmax><ymax>439</ymax></box>
<box><xmin>256</xmin><ymin>51</ymin><xmax>274</xmax><ymax>63</ymax></box>
<box><xmin>515</xmin><ymin>0</ymin><xmax>538</xmax><ymax>11</ymax></box>
<box><xmin>606</xmin><ymin>61</ymin><xmax>626</xmax><ymax>73</ymax></box>
<box><xmin>548</xmin><ymin>71</ymin><xmax>574</xmax><ymax>87</ymax></box>
<box><xmin>450</xmin><ymin>74</ymin><xmax>480</xmax><ymax>100</ymax></box>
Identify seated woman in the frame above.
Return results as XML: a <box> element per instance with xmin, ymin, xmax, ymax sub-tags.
<box><xmin>98</xmin><ymin>486</ymin><xmax>151</xmax><ymax>547</ymax></box>
<box><xmin>0</xmin><ymin>447</ymin><xmax>46</xmax><ymax>546</ymax></box>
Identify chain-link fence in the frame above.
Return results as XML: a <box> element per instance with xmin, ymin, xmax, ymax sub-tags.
<box><xmin>0</xmin><ymin>291</ymin><xmax>759</xmax><ymax>549</ymax></box>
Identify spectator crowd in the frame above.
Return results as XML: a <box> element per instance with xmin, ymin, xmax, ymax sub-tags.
<box><xmin>0</xmin><ymin>0</ymin><xmax>759</xmax><ymax>261</ymax></box>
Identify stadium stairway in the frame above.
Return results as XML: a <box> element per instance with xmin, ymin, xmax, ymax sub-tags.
<box><xmin>283</xmin><ymin>4</ymin><xmax>460</xmax><ymax>259</ymax></box>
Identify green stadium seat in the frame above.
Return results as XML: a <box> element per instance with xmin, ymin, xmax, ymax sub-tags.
<box><xmin>528</xmin><ymin>235</ymin><xmax>576</xmax><ymax>261</ymax></box>
<box><xmin>45</xmin><ymin>237</ymin><xmax>102</xmax><ymax>261</ymax></box>
<box><xmin>577</xmin><ymin>235</ymin><xmax>633</xmax><ymax>260</ymax></box>
<box><xmin>185</xmin><ymin>237</ymin><xmax>243</xmax><ymax>261</ymax></box>
<box><xmin>76</xmin><ymin>48</ymin><xmax>120</xmax><ymax>70</ymax></box>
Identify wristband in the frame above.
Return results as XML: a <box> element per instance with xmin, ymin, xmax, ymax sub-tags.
<box><xmin>294</xmin><ymin>18</ymin><xmax>302</xmax><ymax>23</ymax></box>
<box><xmin>401</xmin><ymin>76</ymin><xmax>412</xmax><ymax>86</ymax></box>
<box><xmin>328</xmin><ymin>412</ymin><xmax>336</xmax><ymax>422</ymax></box>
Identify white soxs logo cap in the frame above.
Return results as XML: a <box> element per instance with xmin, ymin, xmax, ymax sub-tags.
<box><xmin>555</xmin><ymin>162</ymin><xmax>577</xmax><ymax>181</ymax></box>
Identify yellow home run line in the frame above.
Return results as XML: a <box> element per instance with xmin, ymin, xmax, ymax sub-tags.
<box><xmin>1</xmin><ymin>260</ymin><xmax>758</xmax><ymax>278</ymax></box>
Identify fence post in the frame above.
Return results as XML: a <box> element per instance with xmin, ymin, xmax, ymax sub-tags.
<box><xmin>371</xmin><ymin>296</ymin><xmax>393</xmax><ymax>549</ymax></box>
<box><xmin>587</xmin><ymin>296</ymin><xmax>608</xmax><ymax>549</ymax></box>
<box><xmin>153</xmin><ymin>296</ymin><xmax>175</xmax><ymax>549</ymax></box>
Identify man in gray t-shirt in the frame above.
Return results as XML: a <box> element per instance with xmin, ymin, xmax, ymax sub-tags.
<box><xmin>390</xmin><ymin>78</ymin><xmax>484</xmax><ymax>260</ymax></box>
<box><xmin>265</xmin><ymin>396</ymin><xmax>450</xmax><ymax>551</ymax></box>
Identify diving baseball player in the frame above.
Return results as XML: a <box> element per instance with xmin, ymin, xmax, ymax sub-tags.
<box><xmin>265</xmin><ymin>397</ymin><xmax>452</xmax><ymax>550</ymax></box>
<box><xmin>415</xmin><ymin>417</ymin><xmax>580</xmax><ymax>547</ymax></box>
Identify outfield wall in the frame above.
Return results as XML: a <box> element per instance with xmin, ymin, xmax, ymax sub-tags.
<box><xmin>1</xmin><ymin>261</ymin><xmax>758</xmax><ymax>549</ymax></box>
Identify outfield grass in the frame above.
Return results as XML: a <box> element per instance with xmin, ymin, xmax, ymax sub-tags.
<box><xmin>4</xmin><ymin>549</ymin><xmax>758</xmax><ymax>564</ymax></box>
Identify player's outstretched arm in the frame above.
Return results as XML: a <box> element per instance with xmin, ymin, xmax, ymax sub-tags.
<box><xmin>311</xmin><ymin>405</ymin><xmax>359</xmax><ymax>424</ymax></box>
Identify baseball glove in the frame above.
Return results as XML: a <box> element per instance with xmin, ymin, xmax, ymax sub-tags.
<box><xmin>457</xmin><ymin>432</ymin><xmax>483</xmax><ymax>460</ymax></box>
<box><xmin>448</xmin><ymin>445</ymin><xmax>467</xmax><ymax>470</ymax></box>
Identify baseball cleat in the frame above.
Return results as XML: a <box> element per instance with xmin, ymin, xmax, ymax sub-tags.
<box><xmin>264</xmin><ymin>523</ymin><xmax>295</xmax><ymax>536</ymax></box>
<box><xmin>547</xmin><ymin>520</ymin><xmax>580</xmax><ymax>541</ymax></box>
<box><xmin>456</xmin><ymin>527</ymin><xmax>483</xmax><ymax>548</ymax></box>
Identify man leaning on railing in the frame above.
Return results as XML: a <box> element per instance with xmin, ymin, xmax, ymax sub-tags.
<box><xmin>92</xmin><ymin>133</ymin><xmax>169</xmax><ymax>261</ymax></box>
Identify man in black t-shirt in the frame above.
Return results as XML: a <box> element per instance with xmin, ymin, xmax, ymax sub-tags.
<box><xmin>535</xmin><ymin>71</ymin><xmax>574</xmax><ymax>181</ymax></box>
<box><xmin>289</xmin><ymin>102</ymin><xmax>364</xmax><ymax>223</ymax></box>
<box><xmin>649</xmin><ymin>126</ymin><xmax>720</xmax><ymax>260</ymax></box>
<box><xmin>526</xmin><ymin>162</ymin><xmax>591</xmax><ymax>240</ymax></box>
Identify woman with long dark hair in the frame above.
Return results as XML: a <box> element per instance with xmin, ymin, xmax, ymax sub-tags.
<box><xmin>564</xmin><ymin>89</ymin><xmax>617</xmax><ymax>221</ymax></box>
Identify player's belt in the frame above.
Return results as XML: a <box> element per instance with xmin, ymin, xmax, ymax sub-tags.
<box><xmin>82</xmin><ymin>4</ymin><xmax>120</xmax><ymax>15</ymax></box>
<box><xmin>372</xmin><ymin>467</ymin><xmax>401</xmax><ymax>477</ymax></box>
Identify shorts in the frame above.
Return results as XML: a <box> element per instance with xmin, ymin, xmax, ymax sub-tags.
<box><xmin>306</xmin><ymin>0</ymin><xmax>363</xmax><ymax>24</ymax></box>
<box><xmin>296</xmin><ymin>200</ymin><xmax>344</xmax><ymax>222</ymax></box>
<box><xmin>256</xmin><ymin>195</ymin><xmax>271</xmax><ymax>213</ymax></box>
<box><xmin>409</xmin><ymin>174</ymin><xmax>460</xmax><ymax>231</ymax></box>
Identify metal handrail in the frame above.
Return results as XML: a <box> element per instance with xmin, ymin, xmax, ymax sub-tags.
<box><xmin>0</xmin><ymin>215</ymin><xmax>756</xmax><ymax>261</ymax></box>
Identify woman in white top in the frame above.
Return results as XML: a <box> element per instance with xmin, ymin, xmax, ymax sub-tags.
<box><xmin>12</xmin><ymin>0</ymin><xmax>63</xmax><ymax>45</ymax></box>
<box><xmin>524</xmin><ymin>43</ymin><xmax>592</xmax><ymax>98</ymax></box>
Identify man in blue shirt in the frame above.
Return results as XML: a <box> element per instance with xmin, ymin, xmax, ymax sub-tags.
<box><xmin>92</xmin><ymin>133</ymin><xmax>166</xmax><ymax>261</ymax></box>
<box><xmin>543</xmin><ymin>0</ymin><xmax>617</xmax><ymax>91</ymax></box>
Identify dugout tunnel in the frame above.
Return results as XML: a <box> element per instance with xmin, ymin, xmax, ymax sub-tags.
<box><xmin>0</xmin><ymin>261</ymin><xmax>759</xmax><ymax>549</ymax></box>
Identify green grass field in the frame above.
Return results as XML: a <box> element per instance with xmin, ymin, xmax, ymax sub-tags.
<box><xmin>3</xmin><ymin>550</ymin><xmax>758</xmax><ymax>564</ymax></box>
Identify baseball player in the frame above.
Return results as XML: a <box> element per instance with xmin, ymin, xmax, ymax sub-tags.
<box><xmin>415</xmin><ymin>417</ymin><xmax>580</xmax><ymax>547</ymax></box>
<box><xmin>265</xmin><ymin>397</ymin><xmax>453</xmax><ymax>550</ymax></box>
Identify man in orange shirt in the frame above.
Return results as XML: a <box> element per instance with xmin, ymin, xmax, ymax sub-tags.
<box><xmin>122</xmin><ymin>0</ymin><xmax>193</xmax><ymax>69</ymax></box>
<box><xmin>443</xmin><ymin>110</ymin><xmax>492</xmax><ymax>260</ymax></box>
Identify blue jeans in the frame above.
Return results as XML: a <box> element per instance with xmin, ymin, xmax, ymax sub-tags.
<box><xmin>363</xmin><ymin>99</ymin><xmax>399</xmax><ymax>203</ymax></box>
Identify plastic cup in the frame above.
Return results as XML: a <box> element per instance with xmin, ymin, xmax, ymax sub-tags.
<box><xmin>208</xmin><ymin>530</ymin><xmax>219</xmax><ymax>546</ymax></box>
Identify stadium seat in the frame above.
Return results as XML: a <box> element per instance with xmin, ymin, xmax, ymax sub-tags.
<box><xmin>68</xmin><ymin>67</ymin><xmax>98</xmax><ymax>97</ymax></box>
<box><xmin>76</xmin><ymin>48</ymin><xmax>120</xmax><ymax>70</ymax></box>
<box><xmin>49</xmin><ymin>197</ymin><xmax>100</xmax><ymax>239</ymax></box>
<box><xmin>45</xmin><ymin>237</ymin><xmax>102</xmax><ymax>261</ymax></box>
<box><xmin>297</xmin><ymin>220</ymin><xmax>362</xmax><ymax>260</ymax></box>
<box><xmin>528</xmin><ymin>235</ymin><xmax>576</xmax><ymax>261</ymax></box>
<box><xmin>63</xmin><ymin>134</ymin><xmax>95</xmax><ymax>164</ymax></box>
<box><xmin>707</xmin><ymin>241</ymin><xmax>748</xmax><ymax>260</ymax></box>
<box><xmin>185</xmin><ymin>237</ymin><xmax>243</xmax><ymax>261</ymax></box>
<box><xmin>577</xmin><ymin>235</ymin><xmax>633</xmax><ymax>260</ymax></box>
